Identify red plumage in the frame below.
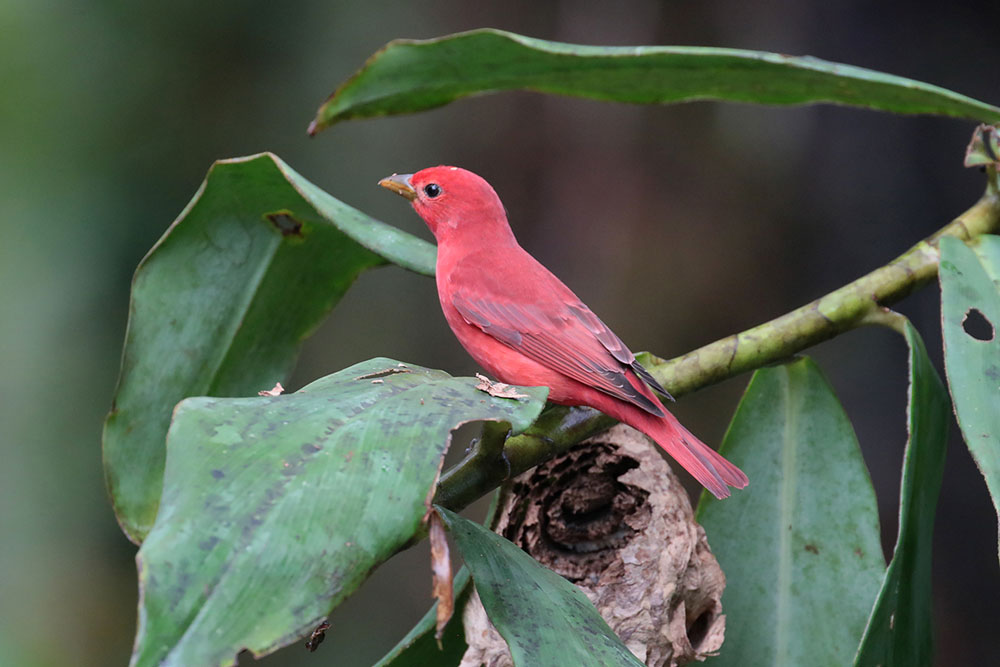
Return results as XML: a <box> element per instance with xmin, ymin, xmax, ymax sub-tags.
<box><xmin>380</xmin><ymin>166</ymin><xmax>748</xmax><ymax>499</ymax></box>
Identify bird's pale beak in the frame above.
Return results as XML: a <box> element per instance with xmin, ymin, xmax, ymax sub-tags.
<box><xmin>378</xmin><ymin>173</ymin><xmax>416</xmax><ymax>201</ymax></box>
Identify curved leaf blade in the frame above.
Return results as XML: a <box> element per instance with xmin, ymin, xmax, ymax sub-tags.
<box><xmin>855</xmin><ymin>322</ymin><xmax>949</xmax><ymax>667</ymax></box>
<box><xmin>103</xmin><ymin>153</ymin><xmax>436</xmax><ymax>542</ymax></box>
<box><xmin>130</xmin><ymin>358</ymin><xmax>547</xmax><ymax>667</ymax></box>
<box><xmin>373</xmin><ymin>567</ymin><xmax>472</xmax><ymax>667</ymax></box>
<box><xmin>375</xmin><ymin>491</ymin><xmax>505</xmax><ymax>667</ymax></box>
<box><xmin>696</xmin><ymin>358</ymin><xmax>885</xmax><ymax>666</ymax></box>
<box><xmin>940</xmin><ymin>234</ymin><xmax>1000</xmax><ymax>555</ymax></box>
<box><xmin>436</xmin><ymin>506</ymin><xmax>644</xmax><ymax>667</ymax></box>
<box><xmin>311</xmin><ymin>29</ymin><xmax>1000</xmax><ymax>132</ymax></box>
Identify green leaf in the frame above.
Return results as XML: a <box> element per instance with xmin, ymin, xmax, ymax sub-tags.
<box><xmin>435</xmin><ymin>506</ymin><xmax>644</xmax><ymax>667</ymax></box>
<box><xmin>310</xmin><ymin>29</ymin><xmax>1000</xmax><ymax>133</ymax></box>
<box><xmin>374</xmin><ymin>491</ymin><xmax>505</xmax><ymax>667</ymax></box>
<box><xmin>855</xmin><ymin>322</ymin><xmax>950</xmax><ymax>667</ymax></box>
<box><xmin>130</xmin><ymin>358</ymin><xmax>547</xmax><ymax>667</ymax></box>
<box><xmin>940</xmin><ymin>234</ymin><xmax>1000</xmax><ymax>555</ymax></box>
<box><xmin>373</xmin><ymin>567</ymin><xmax>472</xmax><ymax>667</ymax></box>
<box><xmin>696</xmin><ymin>357</ymin><xmax>885</xmax><ymax>666</ymax></box>
<box><xmin>103</xmin><ymin>152</ymin><xmax>436</xmax><ymax>543</ymax></box>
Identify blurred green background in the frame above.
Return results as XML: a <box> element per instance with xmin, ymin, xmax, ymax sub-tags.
<box><xmin>2</xmin><ymin>1</ymin><xmax>998</xmax><ymax>665</ymax></box>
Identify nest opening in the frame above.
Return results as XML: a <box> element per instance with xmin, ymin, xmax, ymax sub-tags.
<box><xmin>501</xmin><ymin>442</ymin><xmax>651</xmax><ymax>582</ymax></box>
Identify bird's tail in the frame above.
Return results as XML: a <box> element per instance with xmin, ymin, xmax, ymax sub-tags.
<box><xmin>607</xmin><ymin>402</ymin><xmax>748</xmax><ymax>499</ymax></box>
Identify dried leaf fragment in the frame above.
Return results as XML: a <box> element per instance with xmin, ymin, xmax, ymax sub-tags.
<box><xmin>475</xmin><ymin>373</ymin><xmax>529</xmax><ymax>399</ymax></box>
<box><xmin>429</xmin><ymin>509</ymin><xmax>455</xmax><ymax>646</ymax></box>
<box><xmin>304</xmin><ymin>621</ymin><xmax>329</xmax><ymax>652</ymax></box>
<box><xmin>258</xmin><ymin>382</ymin><xmax>285</xmax><ymax>397</ymax></box>
<box><xmin>965</xmin><ymin>123</ymin><xmax>1000</xmax><ymax>167</ymax></box>
<box><xmin>355</xmin><ymin>367</ymin><xmax>413</xmax><ymax>380</ymax></box>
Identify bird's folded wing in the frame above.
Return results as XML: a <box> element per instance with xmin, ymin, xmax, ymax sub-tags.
<box><xmin>452</xmin><ymin>292</ymin><xmax>665</xmax><ymax>416</ymax></box>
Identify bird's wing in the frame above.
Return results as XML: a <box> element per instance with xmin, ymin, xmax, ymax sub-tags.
<box><xmin>563</xmin><ymin>301</ymin><xmax>674</xmax><ymax>402</ymax></box>
<box><xmin>452</xmin><ymin>291</ymin><xmax>668</xmax><ymax>416</ymax></box>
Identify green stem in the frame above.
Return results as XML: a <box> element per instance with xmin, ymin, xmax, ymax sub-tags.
<box><xmin>434</xmin><ymin>170</ymin><xmax>1000</xmax><ymax>511</ymax></box>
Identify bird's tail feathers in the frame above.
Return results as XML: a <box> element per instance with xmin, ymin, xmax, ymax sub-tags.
<box><xmin>625</xmin><ymin>407</ymin><xmax>748</xmax><ymax>499</ymax></box>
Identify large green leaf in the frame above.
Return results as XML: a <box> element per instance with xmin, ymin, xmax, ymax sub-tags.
<box><xmin>696</xmin><ymin>358</ymin><xmax>885</xmax><ymax>666</ymax></box>
<box><xmin>436</xmin><ymin>507</ymin><xmax>644</xmax><ymax>667</ymax></box>
<box><xmin>310</xmin><ymin>29</ymin><xmax>1000</xmax><ymax>132</ymax></box>
<box><xmin>855</xmin><ymin>322</ymin><xmax>950</xmax><ymax>666</ymax></box>
<box><xmin>130</xmin><ymin>358</ymin><xmax>547</xmax><ymax>667</ymax></box>
<box><xmin>940</xmin><ymin>234</ymin><xmax>1000</xmax><ymax>553</ymax></box>
<box><xmin>103</xmin><ymin>152</ymin><xmax>436</xmax><ymax>542</ymax></box>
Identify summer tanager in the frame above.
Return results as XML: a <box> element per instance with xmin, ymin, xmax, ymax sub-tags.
<box><xmin>380</xmin><ymin>167</ymin><xmax>748</xmax><ymax>498</ymax></box>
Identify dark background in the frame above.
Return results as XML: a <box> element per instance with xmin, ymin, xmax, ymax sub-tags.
<box><xmin>2</xmin><ymin>2</ymin><xmax>998</xmax><ymax>665</ymax></box>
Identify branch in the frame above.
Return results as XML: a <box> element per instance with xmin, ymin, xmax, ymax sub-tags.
<box><xmin>434</xmin><ymin>167</ymin><xmax>1000</xmax><ymax>511</ymax></box>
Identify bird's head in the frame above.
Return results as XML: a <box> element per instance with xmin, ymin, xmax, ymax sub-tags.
<box><xmin>379</xmin><ymin>166</ymin><xmax>509</xmax><ymax>241</ymax></box>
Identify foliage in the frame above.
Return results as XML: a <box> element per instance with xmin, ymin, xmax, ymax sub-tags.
<box><xmin>940</xmin><ymin>235</ymin><xmax>1000</xmax><ymax>550</ymax></box>
<box><xmin>103</xmin><ymin>155</ymin><xmax>435</xmax><ymax>542</ymax></box>
<box><xmin>436</xmin><ymin>507</ymin><xmax>645</xmax><ymax>667</ymax></box>
<box><xmin>130</xmin><ymin>360</ymin><xmax>545</xmax><ymax>665</ymax></box>
<box><xmin>104</xmin><ymin>30</ymin><xmax>1000</xmax><ymax>667</ymax></box>
<box><xmin>696</xmin><ymin>358</ymin><xmax>887</xmax><ymax>666</ymax></box>
<box><xmin>309</xmin><ymin>29</ymin><xmax>1000</xmax><ymax>131</ymax></box>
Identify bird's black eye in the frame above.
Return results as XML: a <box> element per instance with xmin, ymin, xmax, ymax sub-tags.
<box><xmin>423</xmin><ymin>183</ymin><xmax>441</xmax><ymax>198</ymax></box>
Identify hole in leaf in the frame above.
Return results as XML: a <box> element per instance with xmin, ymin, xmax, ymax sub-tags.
<box><xmin>962</xmin><ymin>308</ymin><xmax>995</xmax><ymax>342</ymax></box>
<box><xmin>266</xmin><ymin>211</ymin><xmax>303</xmax><ymax>237</ymax></box>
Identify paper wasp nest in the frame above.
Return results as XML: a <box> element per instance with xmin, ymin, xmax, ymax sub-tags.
<box><xmin>460</xmin><ymin>425</ymin><xmax>727</xmax><ymax>667</ymax></box>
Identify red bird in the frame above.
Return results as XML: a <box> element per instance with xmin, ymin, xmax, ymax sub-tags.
<box><xmin>380</xmin><ymin>167</ymin><xmax>748</xmax><ymax>499</ymax></box>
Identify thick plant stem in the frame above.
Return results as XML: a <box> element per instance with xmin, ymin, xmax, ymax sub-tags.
<box><xmin>435</xmin><ymin>172</ymin><xmax>1000</xmax><ymax>511</ymax></box>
